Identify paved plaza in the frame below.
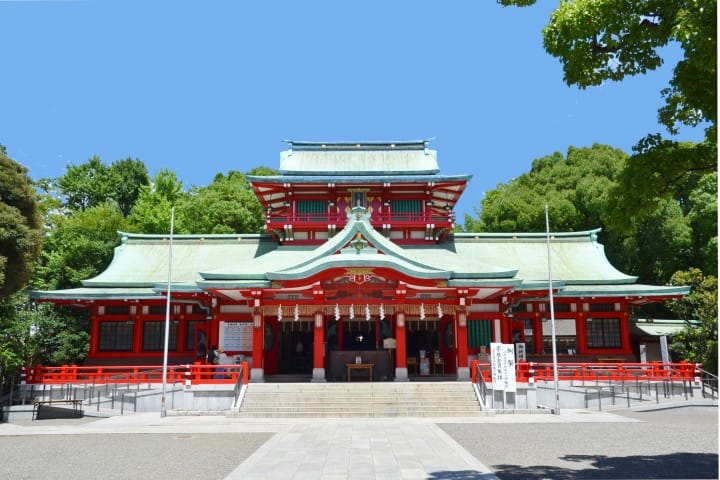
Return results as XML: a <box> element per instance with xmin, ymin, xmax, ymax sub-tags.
<box><xmin>0</xmin><ymin>405</ymin><xmax>716</xmax><ymax>479</ymax></box>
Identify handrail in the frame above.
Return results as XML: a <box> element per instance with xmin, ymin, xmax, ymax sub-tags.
<box><xmin>470</xmin><ymin>361</ymin><xmax>489</xmax><ymax>409</ymax></box>
<box><xmin>23</xmin><ymin>363</ymin><xmax>245</xmax><ymax>386</ymax></box>
<box><xmin>696</xmin><ymin>366</ymin><xmax>718</xmax><ymax>400</ymax></box>
<box><xmin>231</xmin><ymin>361</ymin><xmax>250</xmax><ymax>410</ymax></box>
<box><xmin>517</xmin><ymin>361</ymin><xmax>698</xmax><ymax>383</ymax></box>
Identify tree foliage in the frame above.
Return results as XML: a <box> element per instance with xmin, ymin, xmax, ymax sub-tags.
<box><xmin>52</xmin><ymin>156</ymin><xmax>149</xmax><ymax>216</ymax></box>
<box><xmin>3</xmin><ymin>154</ymin><xmax>275</xmax><ymax>378</ymax></box>
<box><xmin>33</xmin><ymin>203</ymin><xmax>128</xmax><ymax>290</ymax></box>
<box><xmin>179</xmin><ymin>171</ymin><xmax>265</xmax><ymax>234</ymax></box>
<box><xmin>499</xmin><ymin>0</ymin><xmax>717</xmax><ymax>135</ymax></box>
<box><xmin>127</xmin><ymin>169</ymin><xmax>188</xmax><ymax>234</ymax></box>
<box><xmin>110</xmin><ymin>157</ymin><xmax>151</xmax><ymax>217</ymax></box>
<box><xmin>0</xmin><ymin>147</ymin><xmax>43</xmax><ymax>297</ymax></box>
<box><xmin>464</xmin><ymin>142</ymin><xmax>713</xmax><ymax>285</ymax></box>
<box><xmin>607</xmin><ymin>135</ymin><xmax>717</xmax><ymax>233</ymax></box>
<box><xmin>127</xmin><ymin>169</ymin><xmax>268</xmax><ymax>234</ymax></box>
<box><xmin>666</xmin><ymin>268</ymin><xmax>718</xmax><ymax>374</ymax></box>
<box><xmin>466</xmin><ymin>144</ymin><xmax>629</xmax><ymax>271</ymax></box>
<box><xmin>1</xmin><ymin>294</ymin><xmax>89</xmax><ymax>382</ymax></box>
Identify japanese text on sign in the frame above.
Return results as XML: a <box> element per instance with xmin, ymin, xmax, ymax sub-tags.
<box><xmin>490</xmin><ymin>342</ymin><xmax>517</xmax><ymax>392</ymax></box>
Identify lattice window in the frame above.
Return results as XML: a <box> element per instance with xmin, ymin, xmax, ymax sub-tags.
<box><xmin>468</xmin><ymin>320</ymin><xmax>492</xmax><ymax>348</ymax></box>
<box><xmin>104</xmin><ymin>305</ymin><xmax>130</xmax><ymax>315</ymax></box>
<box><xmin>98</xmin><ymin>321</ymin><xmax>134</xmax><ymax>351</ymax></box>
<box><xmin>586</xmin><ymin>318</ymin><xmax>622</xmax><ymax>348</ymax></box>
<box><xmin>297</xmin><ymin>200</ymin><xmax>327</xmax><ymax>221</ymax></box>
<box><xmin>391</xmin><ymin>199</ymin><xmax>422</xmax><ymax>212</ymax></box>
<box><xmin>142</xmin><ymin>321</ymin><xmax>178</xmax><ymax>351</ymax></box>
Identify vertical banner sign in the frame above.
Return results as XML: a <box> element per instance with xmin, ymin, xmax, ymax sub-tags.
<box><xmin>515</xmin><ymin>342</ymin><xmax>526</xmax><ymax>362</ymax></box>
<box><xmin>660</xmin><ymin>335</ymin><xmax>670</xmax><ymax>363</ymax></box>
<box><xmin>491</xmin><ymin>342</ymin><xmax>503</xmax><ymax>390</ymax></box>
<box><xmin>491</xmin><ymin>343</ymin><xmax>517</xmax><ymax>392</ymax></box>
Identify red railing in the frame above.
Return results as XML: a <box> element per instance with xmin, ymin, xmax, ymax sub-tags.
<box><xmin>267</xmin><ymin>212</ymin><xmax>455</xmax><ymax>225</ymax></box>
<box><xmin>471</xmin><ymin>360</ymin><xmax>700</xmax><ymax>384</ymax></box>
<box><xmin>23</xmin><ymin>363</ymin><xmax>250</xmax><ymax>386</ymax></box>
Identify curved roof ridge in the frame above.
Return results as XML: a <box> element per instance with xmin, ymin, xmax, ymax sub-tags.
<box><xmin>117</xmin><ymin>231</ymin><xmax>267</xmax><ymax>241</ymax></box>
<box><xmin>273</xmin><ymin>206</ymin><xmax>443</xmax><ymax>275</ymax></box>
<box><xmin>454</xmin><ymin>228</ymin><xmax>602</xmax><ymax>240</ymax></box>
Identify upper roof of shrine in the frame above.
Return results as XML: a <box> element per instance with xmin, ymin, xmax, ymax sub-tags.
<box><xmin>276</xmin><ymin>140</ymin><xmax>441</xmax><ymax>176</ymax></box>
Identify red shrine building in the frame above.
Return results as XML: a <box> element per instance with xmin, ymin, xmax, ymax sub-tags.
<box><xmin>31</xmin><ymin>141</ymin><xmax>689</xmax><ymax>382</ymax></box>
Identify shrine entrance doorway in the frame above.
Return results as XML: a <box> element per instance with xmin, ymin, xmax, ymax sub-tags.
<box><xmin>276</xmin><ymin>320</ymin><xmax>314</xmax><ymax>375</ymax></box>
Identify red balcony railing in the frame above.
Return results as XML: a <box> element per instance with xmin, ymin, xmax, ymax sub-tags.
<box><xmin>23</xmin><ymin>363</ymin><xmax>250</xmax><ymax>386</ymax></box>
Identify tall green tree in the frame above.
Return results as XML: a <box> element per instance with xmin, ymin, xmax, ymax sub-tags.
<box><xmin>0</xmin><ymin>146</ymin><xmax>43</xmax><ymax>297</ymax></box>
<box><xmin>55</xmin><ymin>156</ymin><xmax>114</xmax><ymax>212</ymax></box>
<box><xmin>464</xmin><ymin>143</ymin><xmax>710</xmax><ymax>285</ymax></box>
<box><xmin>666</xmin><ymin>268</ymin><xmax>718</xmax><ymax>374</ymax></box>
<box><xmin>499</xmin><ymin>1</ymin><xmax>717</xmax><ymax>245</ymax></box>
<box><xmin>109</xmin><ymin>157</ymin><xmax>150</xmax><ymax>217</ymax></box>
<box><xmin>51</xmin><ymin>156</ymin><xmax>150</xmax><ymax>216</ymax></box>
<box><xmin>179</xmin><ymin>171</ymin><xmax>265</xmax><ymax>234</ymax></box>
<box><xmin>607</xmin><ymin>137</ymin><xmax>717</xmax><ymax>257</ymax></box>
<box><xmin>499</xmin><ymin>0</ymin><xmax>716</xmax><ymax>135</ymax></box>
<box><xmin>466</xmin><ymin>144</ymin><xmax>625</xmax><ymax>227</ymax></box>
<box><xmin>1</xmin><ymin>294</ymin><xmax>89</xmax><ymax>381</ymax></box>
<box><xmin>33</xmin><ymin>202</ymin><xmax>128</xmax><ymax>290</ymax></box>
<box><xmin>127</xmin><ymin>169</ymin><xmax>189</xmax><ymax>233</ymax></box>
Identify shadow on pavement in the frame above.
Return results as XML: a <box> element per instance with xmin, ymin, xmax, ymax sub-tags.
<box><xmin>491</xmin><ymin>452</ymin><xmax>718</xmax><ymax>479</ymax></box>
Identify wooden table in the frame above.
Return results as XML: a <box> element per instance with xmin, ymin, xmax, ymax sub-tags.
<box><xmin>346</xmin><ymin>363</ymin><xmax>374</xmax><ymax>382</ymax></box>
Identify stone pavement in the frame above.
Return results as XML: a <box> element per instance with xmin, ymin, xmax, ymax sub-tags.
<box><xmin>0</xmin><ymin>409</ymin><xmax>647</xmax><ymax>480</ymax></box>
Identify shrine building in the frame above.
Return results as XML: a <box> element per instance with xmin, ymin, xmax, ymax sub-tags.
<box><xmin>31</xmin><ymin>140</ymin><xmax>689</xmax><ymax>382</ymax></box>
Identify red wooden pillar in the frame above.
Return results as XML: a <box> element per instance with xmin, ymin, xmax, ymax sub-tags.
<box><xmin>251</xmin><ymin>309</ymin><xmax>264</xmax><ymax>382</ymax></box>
<box><xmin>312</xmin><ymin>311</ymin><xmax>326</xmax><ymax>382</ymax></box>
<box><xmin>456</xmin><ymin>310</ymin><xmax>470</xmax><ymax>380</ymax></box>
<box><xmin>394</xmin><ymin>311</ymin><xmax>408</xmax><ymax>381</ymax></box>
<box><xmin>576</xmin><ymin>313</ymin><xmax>588</xmax><ymax>355</ymax></box>
<box><xmin>90</xmin><ymin>313</ymin><xmax>100</xmax><ymax>355</ymax></box>
<box><xmin>620</xmin><ymin>310</ymin><xmax>632</xmax><ymax>354</ymax></box>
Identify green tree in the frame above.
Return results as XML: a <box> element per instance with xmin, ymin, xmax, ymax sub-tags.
<box><xmin>0</xmin><ymin>147</ymin><xmax>43</xmax><ymax>297</ymax></box>
<box><xmin>179</xmin><ymin>171</ymin><xmax>265</xmax><ymax>234</ymax></box>
<box><xmin>52</xmin><ymin>156</ymin><xmax>150</xmax><ymax>216</ymax></box>
<box><xmin>109</xmin><ymin>157</ymin><xmax>150</xmax><ymax>217</ymax></box>
<box><xmin>499</xmin><ymin>1</ymin><xmax>717</xmax><ymax>248</ymax></box>
<box><xmin>464</xmin><ymin>143</ymin><xmax>711</xmax><ymax>284</ymax></box>
<box><xmin>55</xmin><ymin>156</ymin><xmax>114</xmax><ymax>212</ymax></box>
<box><xmin>499</xmin><ymin>0</ymin><xmax>716</xmax><ymax>135</ymax></box>
<box><xmin>33</xmin><ymin>203</ymin><xmax>128</xmax><ymax>290</ymax></box>
<box><xmin>666</xmin><ymin>268</ymin><xmax>718</xmax><ymax>374</ymax></box>
<box><xmin>466</xmin><ymin>143</ymin><xmax>626</xmax><ymax>230</ymax></box>
<box><xmin>1</xmin><ymin>294</ymin><xmax>89</xmax><ymax>384</ymax></box>
<box><xmin>607</xmin><ymin>136</ymin><xmax>716</xmax><ymax>232</ymax></box>
<box><xmin>127</xmin><ymin>169</ymin><xmax>189</xmax><ymax>233</ymax></box>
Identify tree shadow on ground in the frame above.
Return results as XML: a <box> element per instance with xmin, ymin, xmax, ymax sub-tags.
<box><xmin>490</xmin><ymin>452</ymin><xmax>718</xmax><ymax>479</ymax></box>
<box><xmin>427</xmin><ymin>471</ymin><xmax>497</xmax><ymax>479</ymax></box>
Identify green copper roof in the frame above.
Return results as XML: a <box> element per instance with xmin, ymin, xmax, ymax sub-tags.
<box><xmin>451</xmin><ymin>230</ymin><xmax>638</xmax><ymax>284</ymax></box>
<box><xmin>631</xmin><ymin>318</ymin><xmax>698</xmax><ymax>337</ymax></box>
<box><xmin>200</xmin><ymin>207</ymin><xmax>514</xmax><ymax>283</ymax></box>
<box><xmin>81</xmin><ymin>232</ymin><xmax>274</xmax><ymax>287</ymax></box>
<box><xmin>30</xmin><ymin>215</ymin><xmax>688</xmax><ymax>302</ymax></box>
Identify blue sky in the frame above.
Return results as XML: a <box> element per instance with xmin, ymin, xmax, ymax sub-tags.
<box><xmin>1</xmin><ymin>1</ymin><xmax>706</xmax><ymax>221</ymax></box>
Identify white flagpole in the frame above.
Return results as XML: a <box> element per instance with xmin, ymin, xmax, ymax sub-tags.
<box><xmin>161</xmin><ymin>207</ymin><xmax>175</xmax><ymax>418</ymax></box>
<box><xmin>545</xmin><ymin>204</ymin><xmax>560</xmax><ymax>415</ymax></box>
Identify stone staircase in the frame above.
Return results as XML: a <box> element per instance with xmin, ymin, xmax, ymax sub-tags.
<box><xmin>232</xmin><ymin>381</ymin><xmax>484</xmax><ymax>418</ymax></box>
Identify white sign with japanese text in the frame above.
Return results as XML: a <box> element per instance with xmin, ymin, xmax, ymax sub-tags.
<box><xmin>491</xmin><ymin>342</ymin><xmax>517</xmax><ymax>392</ymax></box>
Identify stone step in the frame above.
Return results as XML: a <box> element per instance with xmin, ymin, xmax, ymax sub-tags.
<box><xmin>235</xmin><ymin>381</ymin><xmax>483</xmax><ymax>418</ymax></box>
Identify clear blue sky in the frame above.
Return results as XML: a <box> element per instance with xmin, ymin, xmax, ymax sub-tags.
<box><xmin>1</xmin><ymin>1</ymin><xmax>706</xmax><ymax>221</ymax></box>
